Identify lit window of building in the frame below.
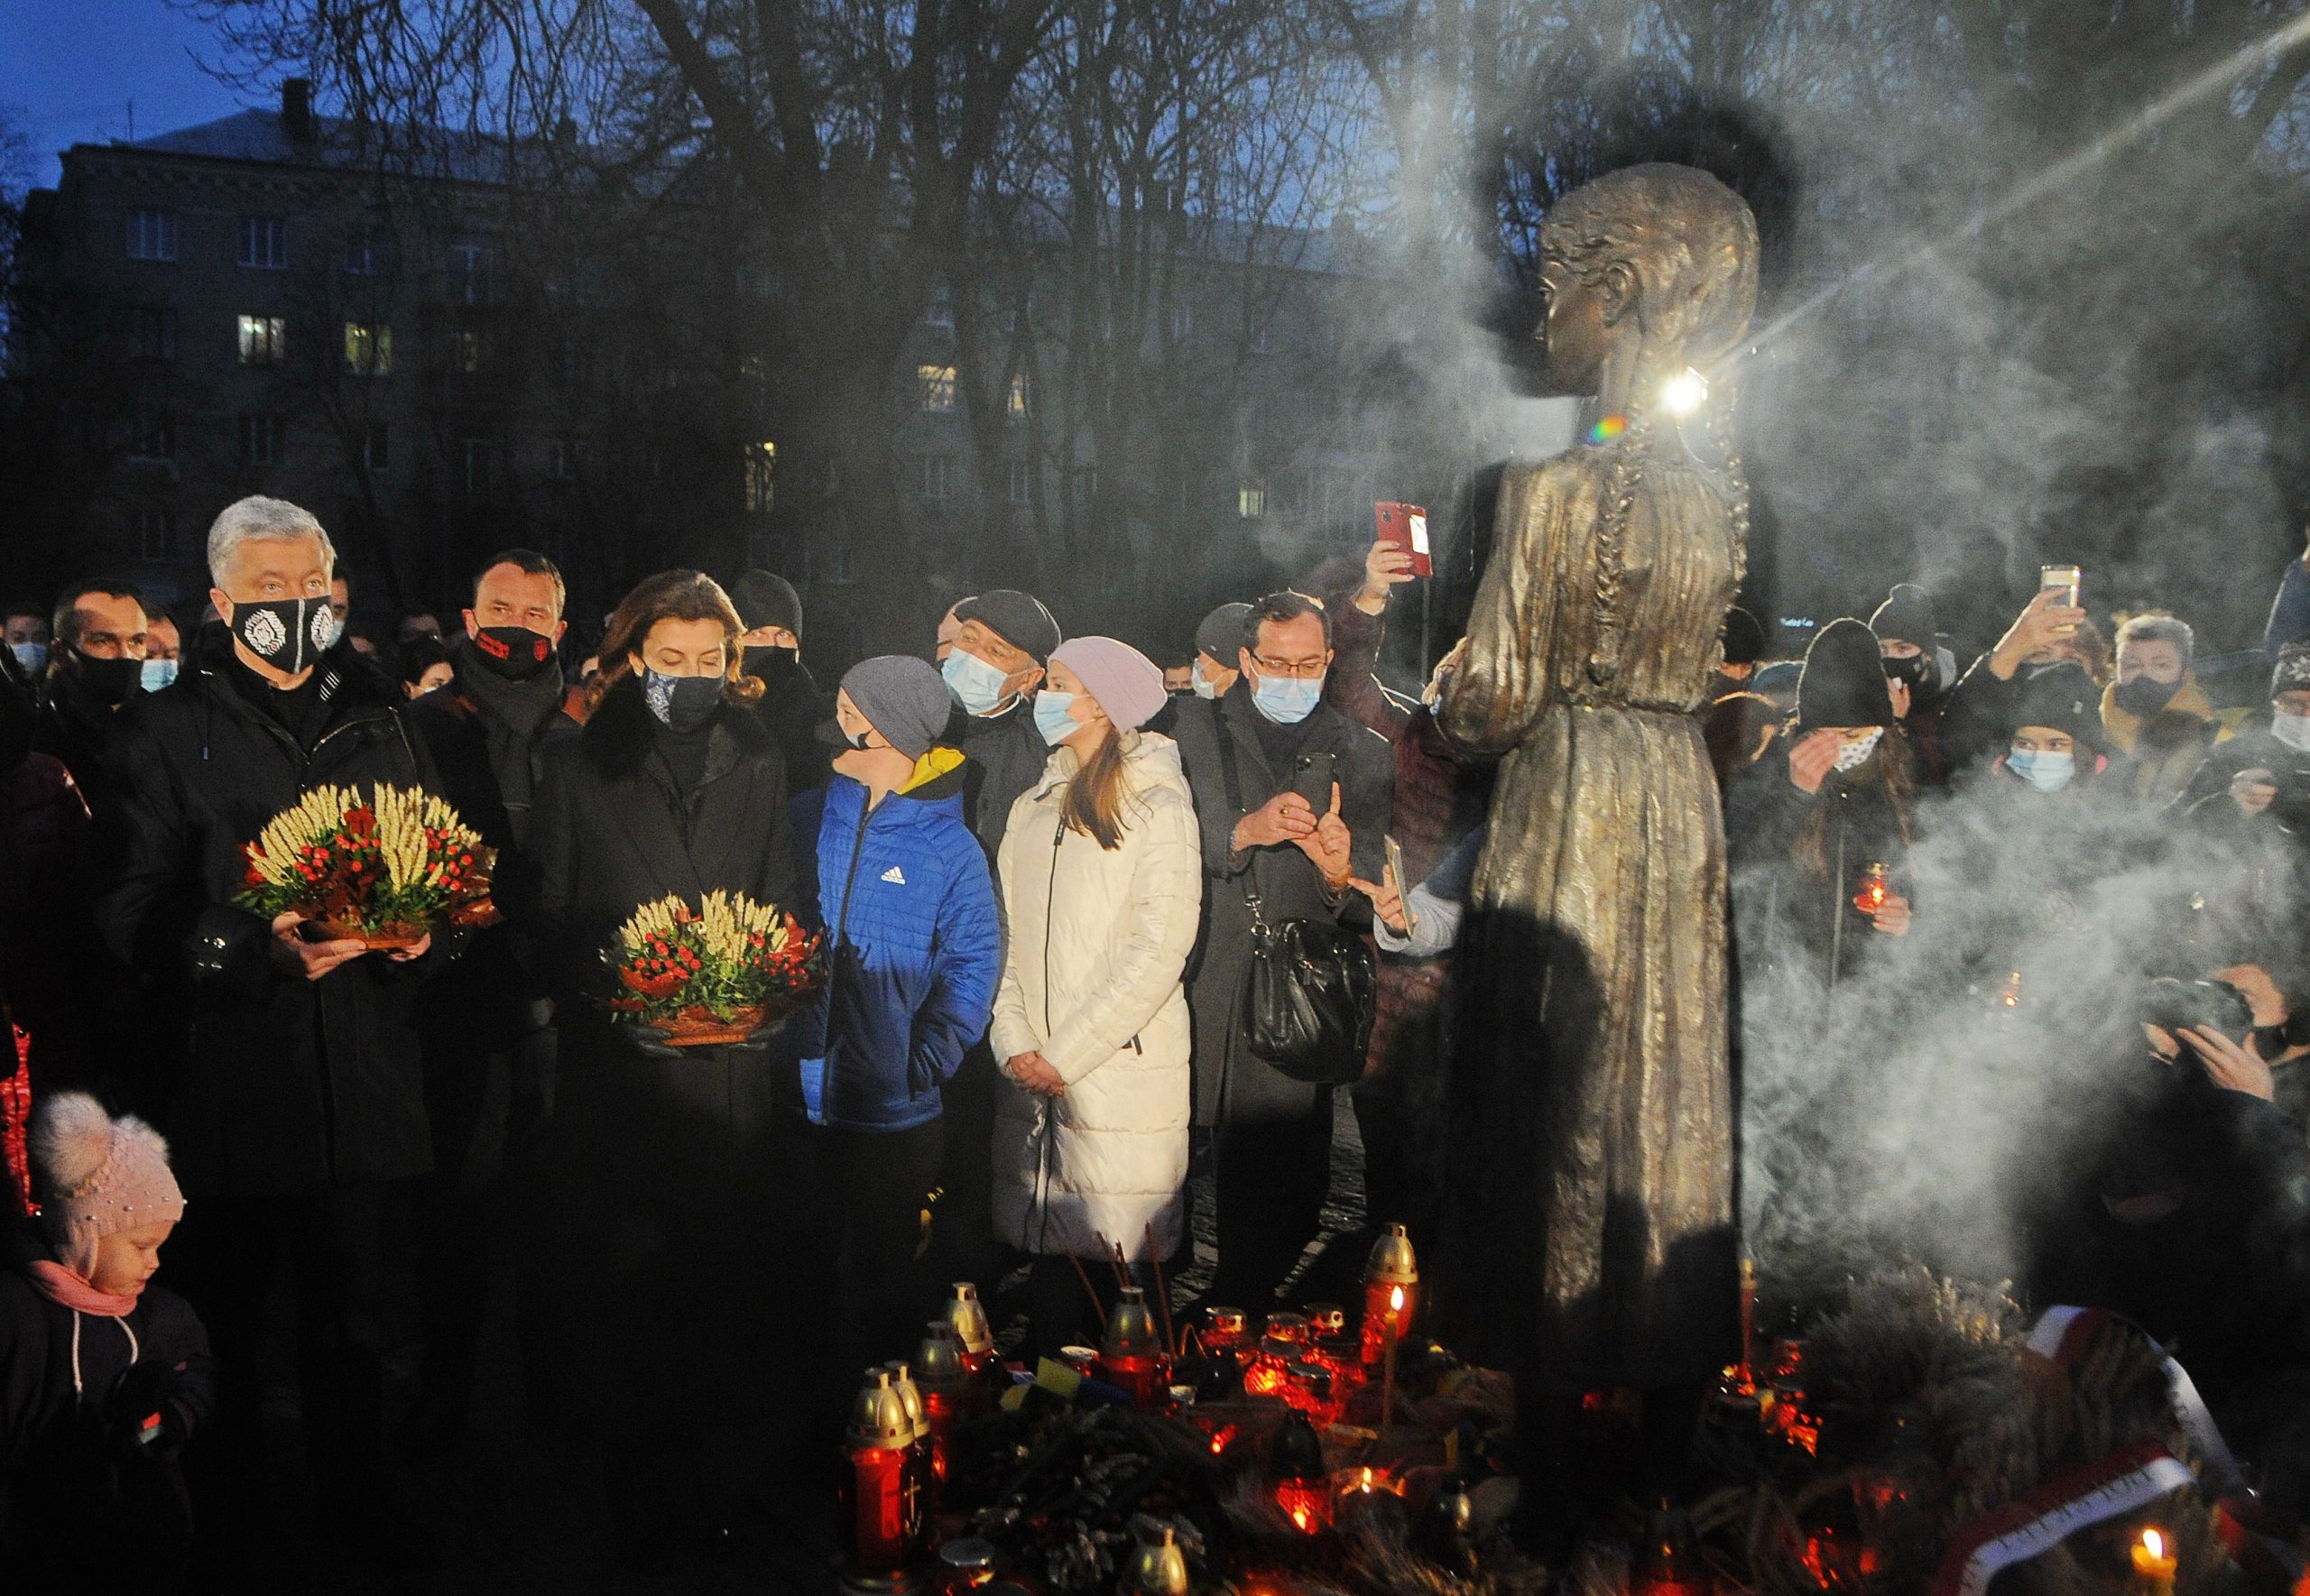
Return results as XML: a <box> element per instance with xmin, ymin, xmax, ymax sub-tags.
<box><xmin>237</xmin><ymin>314</ymin><xmax>285</xmax><ymax>365</ymax></box>
<box><xmin>919</xmin><ymin>364</ymin><xmax>958</xmax><ymax>412</ymax></box>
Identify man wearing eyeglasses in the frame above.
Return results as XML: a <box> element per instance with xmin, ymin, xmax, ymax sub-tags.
<box><xmin>1173</xmin><ymin>589</ymin><xmax>1392</xmax><ymax>1307</ymax></box>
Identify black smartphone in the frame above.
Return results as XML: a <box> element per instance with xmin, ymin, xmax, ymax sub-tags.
<box><xmin>1289</xmin><ymin>750</ymin><xmax>1338</xmax><ymax>814</ymax></box>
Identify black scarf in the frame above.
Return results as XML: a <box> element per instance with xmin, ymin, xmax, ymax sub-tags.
<box><xmin>448</xmin><ymin>632</ymin><xmax>565</xmax><ymax>844</ymax></box>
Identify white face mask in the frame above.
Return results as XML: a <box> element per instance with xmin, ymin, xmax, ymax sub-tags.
<box><xmin>1191</xmin><ymin>658</ymin><xmax>1220</xmax><ymax>700</ymax></box>
<box><xmin>1831</xmin><ymin>728</ymin><xmax>1884</xmax><ymax>772</ymax></box>
<box><xmin>2274</xmin><ymin>708</ymin><xmax>2310</xmax><ymax>754</ymax></box>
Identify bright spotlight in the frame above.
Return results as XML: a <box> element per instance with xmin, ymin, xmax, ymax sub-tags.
<box><xmin>1661</xmin><ymin>368</ymin><xmax>1709</xmax><ymax>416</ymax></box>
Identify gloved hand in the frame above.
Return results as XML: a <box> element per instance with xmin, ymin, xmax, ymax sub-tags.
<box><xmin>106</xmin><ymin>1360</ymin><xmax>191</xmax><ymax>1459</ymax></box>
<box><xmin>627</xmin><ymin>1023</ymin><xmax>686</xmax><ymax>1060</ymax></box>
<box><xmin>723</xmin><ymin>1013</ymin><xmax>790</xmax><ymax>1056</ymax></box>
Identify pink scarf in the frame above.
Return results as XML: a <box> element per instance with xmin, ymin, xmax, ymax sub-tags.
<box><xmin>26</xmin><ymin>1259</ymin><xmax>139</xmax><ymax>1318</ymax></box>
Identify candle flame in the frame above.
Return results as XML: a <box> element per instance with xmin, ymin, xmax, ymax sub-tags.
<box><xmin>2143</xmin><ymin>1530</ymin><xmax>2164</xmax><ymax>1559</ymax></box>
<box><xmin>1390</xmin><ymin>1285</ymin><xmax>1405</xmax><ymax>1312</ymax></box>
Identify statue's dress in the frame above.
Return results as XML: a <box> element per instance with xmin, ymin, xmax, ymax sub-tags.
<box><xmin>1437</xmin><ymin>433</ymin><xmax>1738</xmax><ymax>1388</ymax></box>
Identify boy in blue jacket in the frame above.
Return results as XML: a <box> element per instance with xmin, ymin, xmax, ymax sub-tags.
<box><xmin>787</xmin><ymin>656</ymin><xmax>1001</xmax><ymax>1367</ymax></box>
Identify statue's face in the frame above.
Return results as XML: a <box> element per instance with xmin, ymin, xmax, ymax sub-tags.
<box><xmin>1538</xmin><ymin>255</ymin><xmax>1611</xmax><ymax>394</ymax></box>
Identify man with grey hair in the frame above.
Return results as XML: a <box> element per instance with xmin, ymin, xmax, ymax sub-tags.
<box><xmin>97</xmin><ymin>493</ymin><xmax>444</xmax><ymax>1564</ymax></box>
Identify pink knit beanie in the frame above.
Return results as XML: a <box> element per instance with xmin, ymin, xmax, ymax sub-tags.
<box><xmin>31</xmin><ymin>1093</ymin><xmax>186</xmax><ymax>1278</ymax></box>
<box><xmin>1052</xmin><ymin>637</ymin><xmax>1166</xmax><ymax>732</ymax></box>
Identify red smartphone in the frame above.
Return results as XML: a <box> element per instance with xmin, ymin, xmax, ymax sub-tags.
<box><xmin>1374</xmin><ymin>501</ymin><xmax>1432</xmax><ymax>577</ymax></box>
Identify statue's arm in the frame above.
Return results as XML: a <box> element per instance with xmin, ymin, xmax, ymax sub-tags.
<box><xmin>1436</xmin><ymin>457</ymin><xmax>1575</xmax><ymax>754</ymax></box>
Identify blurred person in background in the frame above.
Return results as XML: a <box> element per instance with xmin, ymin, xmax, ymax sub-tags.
<box><xmin>1729</xmin><ymin>618</ymin><xmax>1916</xmax><ymax>992</ymax></box>
<box><xmin>142</xmin><ymin>612</ymin><xmax>182</xmax><ymax>693</ymax></box>
<box><xmin>2102</xmin><ymin>614</ymin><xmax>2222</xmax><ymax>806</ymax></box>
<box><xmin>731</xmin><ymin>569</ymin><xmax>827</xmax><ymax>795</ymax></box>
<box><xmin>395</xmin><ymin>634</ymin><xmax>453</xmax><ymax>699</ymax></box>
<box><xmin>3</xmin><ymin>605</ymin><xmax>49</xmax><ymax>678</ymax></box>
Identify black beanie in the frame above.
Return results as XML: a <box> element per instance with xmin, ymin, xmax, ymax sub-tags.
<box><xmin>1867</xmin><ymin>584</ymin><xmax>1936</xmax><ymax>649</ymax></box>
<box><xmin>1721</xmin><ymin>605</ymin><xmax>1764</xmax><ymax>667</ymax></box>
<box><xmin>1797</xmin><ymin>618</ymin><xmax>1896</xmax><ymax>733</ymax></box>
<box><xmin>955</xmin><ymin>589</ymin><xmax>1061</xmax><ymax>664</ymax></box>
<box><xmin>731</xmin><ymin>571</ymin><xmax>803</xmax><ymax>636</ymax></box>
<box><xmin>2009</xmin><ymin>663</ymin><xmax>2102</xmax><ymax>752</ymax></box>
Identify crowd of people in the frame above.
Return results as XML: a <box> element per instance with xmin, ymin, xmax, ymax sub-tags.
<box><xmin>5</xmin><ymin>486</ymin><xmax>2310</xmax><ymax>1583</ymax></box>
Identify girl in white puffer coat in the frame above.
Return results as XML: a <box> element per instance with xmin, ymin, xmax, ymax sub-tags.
<box><xmin>989</xmin><ymin>638</ymin><xmax>1204</xmax><ymax>1355</ymax></box>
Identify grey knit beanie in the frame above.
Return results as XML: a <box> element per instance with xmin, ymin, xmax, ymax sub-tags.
<box><xmin>841</xmin><ymin>656</ymin><xmax>953</xmax><ymax>760</ymax></box>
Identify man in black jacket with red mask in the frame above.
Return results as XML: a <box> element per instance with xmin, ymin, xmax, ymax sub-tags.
<box><xmin>404</xmin><ymin>549</ymin><xmax>578</xmax><ymax>1445</ymax></box>
<box><xmin>96</xmin><ymin>495</ymin><xmax>443</xmax><ymax>1567</ymax></box>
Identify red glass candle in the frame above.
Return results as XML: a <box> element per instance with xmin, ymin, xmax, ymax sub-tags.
<box><xmin>1361</xmin><ymin>1224</ymin><xmax>1419</xmax><ymax>1363</ymax></box>
<box><xmin>1099</xmin><ymin>1287</ymin><xmax>1170</xmax><ymax>1407</ymax></box>
<box><xmin>1852</xmin><ymin>862</ymin><xmax>1890</xmax><ymax>917</ymax></box>
<box><xmin>942</xmin><ymin>1282</ymin><xmax>995</xmax><ymax>1377</ymax></box>
<box><xmin>1242</xmin><ymin>1334</ymin><xmax>1296</xmax><ymax>1398</ymax></box>
<box><xmin>1274</xmin><ymin>1477</ymin><xmax>1333</xmax><ymax>1535</ymax></box>
<box><xmin>838</xmin><ymin>1369</ymin><xmax>923</xmax><ymax>1573</ymax></box>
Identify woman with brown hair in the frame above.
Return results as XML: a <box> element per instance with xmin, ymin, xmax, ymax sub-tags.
<box><xmin>526</xmin><ymin>568</ymin><xmax>791</xmax><ymax>1559</ymax></box>
<box><xmin>988</xmin><ymin>637</ymin><xmax>1202</xmax><ymax>1357</ymax></box>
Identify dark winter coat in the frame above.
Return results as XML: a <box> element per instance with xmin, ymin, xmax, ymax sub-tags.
<box><xmin>0</xmin><ymin>1244</ymin><xmax>216</xmax><ymax>1581</ymax></box>
<box><xmin>2175</xmin><ymin>722</ymin><xmax>2310</xmax><ymax>816</ymax></box>
<box><xmin>1169</xmin><ymin>684</ymin><xmax>1393</xmax><ymax>1126</ymax></box>
<box><xmin>31</xmin><ymin>666</ymin><xmax>134</xmax><ymax>817</ymax></box>
<box><xmin>950</xmin><ymin>698</ymin><xmax>1050</xmax><ymax>867</ymax></box>
<box><xmin>407</xmin><ymin>649</ymin><xmax>579</xmax><ymax>1047</ymax></box>
<box><xmin>94</xmin><ymin>627</ymin><xmax>443</xmax><ymax>1199</ymax></box>
<box><xmin>530</xmin><ymin>678</ymin><xmax>795</xmax><ymax>1102</ymax></box>
<box><xmin>1727</xmin><ymin>742</ymin><xmax>1917</xmax><ymax>992</ymax></box>
<box><xmin>785</xmin><ymin>750</ymin><xmax>1002</xmax><ymax>1133</ymax></box>
<box><xmin>743</xmin><ymin>650</ymin><xmax>831</xmax><ymax>796</ymax></box>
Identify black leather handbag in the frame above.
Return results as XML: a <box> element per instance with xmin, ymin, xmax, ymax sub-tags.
<box><xmin>1239</xmin><ymin>889</ymin><xmax>1375</xmax><ymax>1084</ymax></box>
<box><xmin>1210</xmin><ymin>700</ymin><xmax>1376</xmax><ymax>1085</ymax></box>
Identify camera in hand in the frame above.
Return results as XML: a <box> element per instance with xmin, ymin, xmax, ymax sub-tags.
<box><xmin>2138</xmin><ymin>976</ymin><xmax>2254</xmax><ymax>1047</ymax></box>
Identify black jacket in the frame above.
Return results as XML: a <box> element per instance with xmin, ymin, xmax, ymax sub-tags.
<box><xmin>744</xmin><ymin>650</ymin><xmax>831</xmax><ymax>797</ymax></box>
<box><xmin>407</xmin><ymin>653</ymin><xmax>579</xmax><ymax>1042</ymax></box>
<box><xmin>0</xmin><ymin>1248</ymin><xmax>215</xmax><ymax>1582</ymax></box>
<box><xmin>1169</xmin><ymin>684</ymin><xmax>1392</xmax><ymax>1123</ymax></box>
<box><xmin>1727</xmin><ymin>743</ymin><xmax>1916</xmax><ymax>992</ymax></box>
<box><xmin>530</xmin><ymin>678</ymin><xmax>795</xmax><ymax>1040</ymax></box>
<box><xmin>949</xmin><ymin>697</ymin><xmax>1050</xmax><ymax>867</ymax></box>
<box><xmin>94</xmin><ymin>626</ymin><xmax>443</xmax><ymax>1198</ymax></box>
<box><xmin>32</xmin><ymin>665</ymin><xmax>133</xmax><ymax>817</ymax></box>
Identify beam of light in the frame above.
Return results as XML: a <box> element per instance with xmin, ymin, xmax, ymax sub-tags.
<box><xmin>1731</xmin><ymin>9</ymin><xmax>2310</xmax><ymax>367</ymax></box>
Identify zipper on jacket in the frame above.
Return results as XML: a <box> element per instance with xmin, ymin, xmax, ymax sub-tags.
<box><xmin>819</xmin><ymin>796</ymin><xmax>876</xmax><ymax>1120</ymax></box>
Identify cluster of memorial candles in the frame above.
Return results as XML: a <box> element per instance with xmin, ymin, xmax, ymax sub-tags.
<box><xmin>832</xmin><ymin>1225</ymin><xmax>1423</xmax><ymax>1592</ymax></box>
<box><xmin>835</xmin><ymin>1239</ymin><xmax>2186</xmax><ymax>1595</ymax></box>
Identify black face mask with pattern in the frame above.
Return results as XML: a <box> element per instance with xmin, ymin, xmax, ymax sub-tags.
<box><xmin>231</xmin><ymin>595</ymin><xmax>337</xmax><ymax>674</ymax></box>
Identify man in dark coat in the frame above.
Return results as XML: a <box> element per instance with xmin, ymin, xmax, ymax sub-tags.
<box><xmin>403</xmin><ymin>549</ymin><xmax>578</xmax><ymax>1444</ymax></box>
<box><xmin>95</xmin><ymin>495</ymin><xmax>442</xmax><ymax>1562</ymax></box>
<box><xmin>933</xmin><ymin>588</ymin><xmax>1060</xmax><ymax>1286</ymax></box>
<box><xmin>731</xmin><ymin>569</ymin><xmax>828</xmax><ymax>795</ymax></box>
<box><xmin>1173</xmin><ymin>590</ymin><xmax>1392</xmax><ymax>1307</ymax></box>
<box><xmin>33</xmin><ymin>580</ymin><xmax>150</xmax><ymax>814</ymax></box>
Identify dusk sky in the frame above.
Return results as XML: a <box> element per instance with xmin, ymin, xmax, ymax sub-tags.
<box><xmin>5</xmin><ymin>0</ymin><xmax>251</xmax><ymax>188</ymax></box>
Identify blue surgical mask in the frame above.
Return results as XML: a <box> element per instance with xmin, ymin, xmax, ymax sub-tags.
<box><xmin>942</xmin><ymin>646</ymin><xmax>1019</xmax><ymax>716</ymax></box>
<box><xmin>1034</xmin><ymin>690</ymin><xmax>1080</xmax><ymax>746</ymax></box>
<box><xmin>2007</xmin><ymin>748</ymin><xmax>2074</xmax><ymax>793</ymax></box>
<box><xmin>140</xmin><ymin>658</ymin><xmax>180</xmax><ymax>692</ymax></box>
<box><xmin>1251</xmin><ymin>669</ymin><xmax>1324</xmax><ymax>725</ymax></box>
<box><xmin>1191</xmin><ymin>658</ymin><xmax>1221</xmax><ymax>700</ymax></box>
<box><xmin>9</xmin><ymin>641</ymin><xmax>46</xmax><ymax>677</ymax></box>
